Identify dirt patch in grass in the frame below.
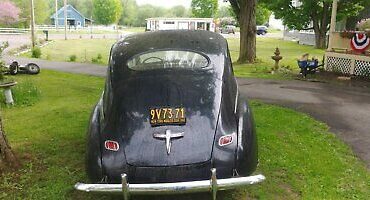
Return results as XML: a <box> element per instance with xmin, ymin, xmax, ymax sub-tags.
<box><xmin>297</xmin><ymin>71</ymin><xmax>370</xmax><ymax>88</ymax></box>
<box><xmin>280</xmin><ymin>183</ymin><xmax>301</xmax><ymax>199</ymax></box>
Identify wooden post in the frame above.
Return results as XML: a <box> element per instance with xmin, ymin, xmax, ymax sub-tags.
<box><xmin>64</xmin><ymin>0</ymin><xmax>67</xmax><ymax>40</ymax></box>
<box><xmin>55</xmin><ymin>0</ymin><xmax>58</xmax><ymax>31</ymax></box>
<box><xmin>327</xmin><ymin>0</ymin><xmax>338</xmax><ymax>51</ymax></box>
<box><xmin>30</xmin><ymin>0</ymin><xmax>35</xmax><ymax>47</ymax></box>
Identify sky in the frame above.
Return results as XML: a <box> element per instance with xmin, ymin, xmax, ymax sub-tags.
<box><xmin>135</xmin><ymin>0</ymin><xmax>229</xmax><ymax>8</ymax></box>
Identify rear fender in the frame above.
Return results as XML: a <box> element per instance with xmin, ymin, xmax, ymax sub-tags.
<box><xmin>235</xmin><ymin>96</ymin><xmax>258</xmax><ymax>176</ymax></box>
<box><xmin>211</xmin><ymin>97</ymin><xmax>238</xmax><ymax>178</ymax></box>
<box><xmin>86</xmin><ymin>98</ymin><xmax>104</xmax><ymax>182</ymax></box>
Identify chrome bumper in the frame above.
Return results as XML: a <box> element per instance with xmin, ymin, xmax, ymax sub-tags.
<box><xmin>75</xmin><ymin>168</ymin><xmax>265</xmax><ymax>200</ymax></box>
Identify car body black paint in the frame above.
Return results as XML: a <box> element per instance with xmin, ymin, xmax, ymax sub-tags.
<box><xmin>86</xmin><ymin>30</ymin><xmax>258</xmax><ymax>184</ymax></box>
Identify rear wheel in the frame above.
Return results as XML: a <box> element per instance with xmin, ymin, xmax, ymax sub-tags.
<box><xmin>26</xmin><ymin>63</ymin><xmax>40</xmax><ymax>74</ymax></box>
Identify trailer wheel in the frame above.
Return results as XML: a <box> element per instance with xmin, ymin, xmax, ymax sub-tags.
<box><xmin>9</xmin><ymin>61</ymin><xmax>18</xmax><ymax>75</ymax></box>
<box><xmin>26</xmin><ymin>63</ymin><xmax>40</xmax><ymax>75</ymax></box>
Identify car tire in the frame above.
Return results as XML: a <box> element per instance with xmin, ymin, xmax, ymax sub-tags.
<box><xmin>9</xmin><ymin>62</ymin><xmax>18</xmax><ymax>75</ymax></box>
<box><xmin>26</xmin><ymin>63</ymin><xmax>40</xmax><ymax>75</ymax></box>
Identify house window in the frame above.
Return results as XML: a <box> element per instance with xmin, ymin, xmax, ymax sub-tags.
<box><xmin>164</xmin><ymin>21</ymin><xmax>175</xmax><ymax>24</ymax></box>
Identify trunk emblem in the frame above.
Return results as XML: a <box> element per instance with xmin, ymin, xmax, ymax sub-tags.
<box><xmin>153</xmin><ymin>130</ymin><xmax>184</xmax><ymax>155</ymax></box>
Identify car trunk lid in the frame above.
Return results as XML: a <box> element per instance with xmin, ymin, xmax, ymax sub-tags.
<box><xmin>112</xmin><ymin>72</ymin><xmax>222</xmax><ymax>166</ymax></box>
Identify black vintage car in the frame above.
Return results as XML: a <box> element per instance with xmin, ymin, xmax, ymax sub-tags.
<box><xmin>75</xmin><ymin>30</ymin><xmax>265</xmax><ymax>199</ymax></box>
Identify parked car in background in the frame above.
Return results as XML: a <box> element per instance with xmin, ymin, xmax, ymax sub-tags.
<box><xmin>221</xmin><ymin>25</ymin><xmax>236</xmax><ymax>34</ymax></box>
<box><xmin>75</xmin><ymin>30</ymin><xmax>265</xmax><ymax>200</ymax></box>
<box><xmin>257</xmin><ymin>26</ymin><xmax>268</xmax><ymax>35</ymax></box>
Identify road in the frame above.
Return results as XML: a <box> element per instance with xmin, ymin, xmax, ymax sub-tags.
<box><xmin>5</xmin><ymin>55</ymin><xmax>370</xmax><ymax>168</ymax></box>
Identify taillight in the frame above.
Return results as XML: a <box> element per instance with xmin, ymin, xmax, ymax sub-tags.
<box><xmin>105</xmin><ymin>140</ymin><xmax>119</xmax><ymax>151</ymax></box>
<box><xmin>218</xmin><ymin>135</ymin><xmax>233</xmax><ymax>146</ymax></box>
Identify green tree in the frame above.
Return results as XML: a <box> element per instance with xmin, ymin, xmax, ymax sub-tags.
<box><xmin>67</xmin><ymin>0</ymin><xmax>94</xmax><ymax>18</ymax></box>
<box><xmin>171</xmin><ymin>5</ymin><xmax>188</xmax><ymax>17</ymax></box>
<box><xmin>229</xmin><ymin>0</ymin><xmax>257</xmax><ymax>63</ymax></box>
<box><xmin>225</xmin><ymin>2</ymin><xmax>270</xmax><ymax>25</ymax></box>
<box><xmin>134</xmin><ymin>4</ymin><xmax>156</xmax><ymax>26</ymax></box>
<box><xmin>120</xmin><ymin>0</ymin><xmax>138</xmax><ymax>26</ymax></box>
<box><xmin>256</xmin><ymin>3</ymin><xmax>271</xmax><ymax>25</ymax></box>
<box><xmin>133</xmin><ymin>4</ymin><xmax>181</xmax><ymax>27</ymax></box>
<box><xmin>93</xmin><ymin>0</ymin><xmax>122</xmax><ymax>25</ymax></box>
<box><xmin>191</xmin><ymin>0</ymin><xmax>218</xmax><ymax>18</ymax></box>
<box><xmin>216</xmin><ymin>5</ymin><xmax>233</xmax><ymax>18</ymax></box>
<box><xmin>13</xmin><ymin>0</ymin><xmax>49</xmax><ymax>26</ymax></box>
<box><xmin>261</xmin><ymin>0</ymin><xmax>368</xmax><ymax>49</ymax></box>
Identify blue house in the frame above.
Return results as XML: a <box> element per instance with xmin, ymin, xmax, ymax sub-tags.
<box><xmin>50</xmin><ymin>5</ymin><xmax>92</xmax><ymax>27</ymax></box>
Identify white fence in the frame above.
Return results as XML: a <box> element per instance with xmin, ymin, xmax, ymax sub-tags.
<box><xmin>325</xmin><ymin>52</ymin><xmax>370</xmax><ymax>77</ymax></box>
<box><xmin>0</xmin><ymin>28</ymin><xmax>29</xmax><ymax>34</ymax></box>
<box><xmin>0</xmin><ymin>25</ymin><xmax>121</xmax><ymax>35</ymax></box>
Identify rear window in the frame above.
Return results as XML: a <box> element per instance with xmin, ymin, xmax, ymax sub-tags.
<box><xmin>127</xmin><ymin>50</ymin><xmax>209</xmax><ymax>71</ymax></box>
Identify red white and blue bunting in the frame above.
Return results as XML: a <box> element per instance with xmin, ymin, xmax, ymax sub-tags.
<box><xmin>350</xmin><ymin>33</ymin><xmax>370</xmax><ymax>53</ymax></box>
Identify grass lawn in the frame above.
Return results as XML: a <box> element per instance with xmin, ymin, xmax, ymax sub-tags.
<box><xmin>23</xmin><ymin>39</ymin><xmax>116</xmax><ymax>64</ymax></box>
<box><xmin>228</xmin><ymin>38</ymin><xmax>325</xmax><ymax>79</ymax></box>
<box><xmin>0</xmin><ymin>70</ymin><xmax>368</xmax><ymax>199</ymax></box>
<box><xmin>21</xmin><ymin>37</ymin><xmax>325</xmax><ymax>80</ymax></box>
<box><xmin>123</xmin><ymin>27</ymin><xmax>146</xmax><ymax>33</ymax></box>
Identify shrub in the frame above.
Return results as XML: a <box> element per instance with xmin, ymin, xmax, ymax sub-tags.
<box><xmin>69</xmin><ymin>54</ymin><xmax>77</xmax><ymax>62</ymax></box>
<box><xmin>31</xmin><ymin>47</ymin><xmax>41</xmax><ymax>58</ymax></box>
<box><xmin>92</xmin><ymin>54</ymin><xmax>103</xmax><ymax>64</ymax></box>
<box><xmin>91</xmin><ymin>57</ymin><xmax>99</xmax><ymax>63</ymax></box>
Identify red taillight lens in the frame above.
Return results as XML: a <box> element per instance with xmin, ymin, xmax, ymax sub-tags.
<box><xmin>105</xmin><ymin>140</ymin><xmax>119</xmax><ymax>151</ymax></box>
<box><xmin>218</xmin><ymin>135</ymin><xmax>233</xmax><ymax>146</ymax></box>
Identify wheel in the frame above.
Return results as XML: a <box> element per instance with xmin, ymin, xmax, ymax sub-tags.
<box><xmin>9</xmin><ymin>61</ymin><xmax>19</xmax><ymax>75</ymax></box>
<box><xmin>25</xmin><ymin>63</ymin><xmax>40</xmax><ymax>74</ymax></box>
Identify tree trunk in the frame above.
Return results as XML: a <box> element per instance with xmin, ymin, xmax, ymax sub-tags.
<box><xmin>237</xmin><ymin>0</ymin><xmax>257</xmax><ymax>63</ymax></box>
<box><xmin>314</xmin><ymin>31</ymin><xmax>327</xmax><ymax>49</ymax></box>
<box><xmin>0</xmin><ymin>114</ymin><xmax>20</xmax><ymax>171</ymax></box>
<box><xmin>312</xmin><ymin>3</ymin><xmax>330</xmax><ymax>49</ymax></box>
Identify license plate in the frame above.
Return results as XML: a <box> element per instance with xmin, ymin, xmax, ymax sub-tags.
<box><xmin>150</xmin><ymin>107</ymin><xmax>186</xmax><ymax>126</ymax></box>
